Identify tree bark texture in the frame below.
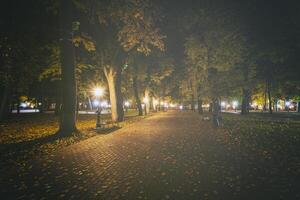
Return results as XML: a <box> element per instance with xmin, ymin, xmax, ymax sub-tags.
<box><xmin>58</xmin><ymin>0</ymin><xmax>77</xmax><ymax>135</ymax></box>
<box><xmin>132</xmin><ymin>75</ymin><xmax>143</xmax><ymax>116</ymax></box>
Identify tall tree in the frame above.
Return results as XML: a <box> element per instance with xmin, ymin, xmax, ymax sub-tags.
<box><xmin>58</xmin><ymin>0</ymin><xmax>77</xmax><ymax>134</ymax></box>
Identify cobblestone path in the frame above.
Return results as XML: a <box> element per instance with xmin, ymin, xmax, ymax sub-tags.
<box><xmin>2</xmin><ymin>111</ymin><xmax>288</xmax><ymax>200</ymax></box>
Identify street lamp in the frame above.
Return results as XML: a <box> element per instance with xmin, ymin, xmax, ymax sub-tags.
<box><xmin>93</xmin><ymin>87</ymin><xmax>104</xmax><ymax>129</ymax></box>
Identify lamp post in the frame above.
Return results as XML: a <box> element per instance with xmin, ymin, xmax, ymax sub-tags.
<box><xmin>93</xmin><ymin>87</ymin><xmax>104</xmax><ymax>129</ymax></box>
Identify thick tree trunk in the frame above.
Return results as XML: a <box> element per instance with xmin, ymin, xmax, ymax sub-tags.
<box><xmin>197</xmin><ymin>98</ymin><xmax>203</xmax><ymax>114</ymax></box>
<box><xmin>191</xmin><ymin>93</ymin><xmax>195</xmax><ymax>111</ymax></box>
<box><xmin>132</xmin><ymin>75</ymin><xmax>143</xmax><ymax>116</ymax></box>
<box><xmin>58</xmin><ymin>0</ymin><xmax>77</xmax><ymax>135</ymax></box>
<box><xmin>241</xmin><ymin>88</ymin><xmax>250</xmax><ymax>115</ymax></box>
<box><xmin>104</xmin><ymin>66</ymin><xmax>124</xmax><ymax>122</ymax></box>
<box><xmin>0</xmin><ymin>82</ymin><xmax>11</xmax><ymax>121</ymax></box>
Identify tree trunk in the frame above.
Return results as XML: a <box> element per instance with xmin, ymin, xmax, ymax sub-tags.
<box><xmin>267</xmin><ymin>81</ymin><xmax>272</xmax><ymax>114</ymax></box>
<box><xmin>58</xmin><ymin>0</ymin><xmax>77</xmax><ymax>135</ymax></box>
<box><xmin>191</xmin><ymin>93</ymin><xmax>195</xmax><ymax>111</ymax></box>
<box><xmin>212</xmin><ymin>98</ymin><xmax>220</xmax><ymax>127</ymax></box>
<box><xmin>263</xmin><ymin>81</ymin><xmax>267</xmax><ymax>112</ymax></box>
<box><xmin>144</xmin><ymin>88</ymin><xmax>150</xmax><ymax>115</ymax></box>
<box><xmin>132</xmin><ymin>75</ymin><xmax>143</xmax><ymax>116</ymax></box>
<box><xmin>0</xmin><ymin>82</ymin><xmax>11</xmax><ymax>121</ymax></box>
<box><xmin>104</xmin><ymin>66</ymin><xmax>124</xmax><ymax>122</ymax></box>
<box><xmin>209</xmin><ymin>103</ymin><xmax>213</xmax><ymax>112</ymax></box>
<box><xmin>197</xmin><ymin>98</ymin><xmax>203</xmax><ymax>114</ymax></box>
<box><xmin>241</xmin><ymin>88</ymin><xmax>250</xmax><ymax>115</ymax></box>
<box><xmin>54</xmin><ymin>96</ymin><xmax>61</xmax><ymax>116</ymax></box>
<box><xmin>17</xmin><ymin>100</ymin><xmax>20</xmax><ymax>114</ymax></box>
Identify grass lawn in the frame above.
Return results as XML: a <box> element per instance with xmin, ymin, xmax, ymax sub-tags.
<box><xmin>216</xmin><ymin>112</ymin><xmax>300</xmax><ymax>199</ymax></box>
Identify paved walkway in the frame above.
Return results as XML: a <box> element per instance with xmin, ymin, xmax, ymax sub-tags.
<box><xmin>1</xmin><ymin>111</ymin><xmax>296</xmax><ymax>199</ymax></box>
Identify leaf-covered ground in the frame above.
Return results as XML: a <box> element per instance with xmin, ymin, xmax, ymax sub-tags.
<box><xmin>0</xmin><ymin>110</ymin><xmax>143</xmax><ymax>173</ymax></box>
<box><xmin>0</xmin><ymin>111</ymin><xmax>299</xmax><ymax>199</ymax></box>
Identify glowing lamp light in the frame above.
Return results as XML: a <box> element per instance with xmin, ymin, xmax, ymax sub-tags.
<box><xmin>179</xmin><ymin>105</ymin><xmax>183</xmax><ymax>110</ymax></box>
<box><xmin>285</xmin><ymin>101</ymin><xmax>291</xmax><ymax>107</ymax></box>
<box><xmin>93</xmin><ymin>87</ymin><xmax>104</xmax><ymax>97</ymax></box>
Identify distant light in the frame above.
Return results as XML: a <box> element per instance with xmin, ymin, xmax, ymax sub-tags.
<box><xmin>93</xmin><ymin>100</ymin><xmax>100</xmax><ymax>107</ymax></box>
<box><xmin>143</xmin><ymin>97</ymin><xmax>149</xmax><ymax>104</ymax></box>
<box><xmin>221</xmin><ymin>101</ymin><xmax>226</xmax><ymax>107</ymax></box>
<box><xmin>252</xmin><ymin>102</ymin><xmax>258</xmax><ymax>107</ymax></box>
<box><xmin>20</xmin><ymin>103</ymin><xmax>27</xmax><ymax>108</ymax></box>
<box><xmin>93</xmin><ymin>87</ymin><xmax>104</xmax><ymax>97</ymax></box>
<box><xmin>277</xmin><ymin>103</ymin><xmax>282</xmax><ymax>109</ymax></box>
<box><xmin>170</xmin><ymin>103</ymin><xmax>176</xmax><ymax>108</ymax></box>
<box><xmin>232</xmin><ymin>101</ymin><xmax>238</xmax><ymax>107</ymax></box>
<box><xmin>38</xmin><ymin>102</ymin><xmax>42</xmax><ymax>106</ymax></box>
<box><xmin>124</xmin><ymin>101</ymin><xmax>130</xmax><ymax>107</ymax></box>
<box><xmin>100</xmin><ymin>100</ymin><xmax>108</xmax><ymax>108</ymax></box>
<box><xmin>179</xmin><ymin>105</ymin><xmax>183</xmax><ymax>110</ymax></box>
<box><xmin>232</xmin><ymin>101</ymin><xmax>238</xmax><ymax>109</ymax></box>
<box><xmin>285</xmin><ymin>101</ymin><xmax>291</xmax><ymax>107</ymax></box>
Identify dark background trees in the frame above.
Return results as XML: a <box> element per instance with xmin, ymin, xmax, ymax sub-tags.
<box><xmin>0</xmin><ymin>0</ymin><xmax>299</xmax><ymax>132</ymax></box>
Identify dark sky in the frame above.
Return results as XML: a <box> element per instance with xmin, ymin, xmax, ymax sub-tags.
<box><xmin>158</xmin><ymin>0</ymin><xmax>300</xmax><ymax>64</ymax></box>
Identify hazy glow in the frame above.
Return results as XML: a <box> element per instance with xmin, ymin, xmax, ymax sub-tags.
<box><xmin>232</xmin><ymin>101</ymin><xmax>238</xmax><ymax>107</ymax></box>
<box><xmin>124</xmin><ymin>101</ymin><xmax>130</xmax><ymax>107</ymax></box>
<box><xmin>93</xmin><ymin>100</ymin><xmax>100</xmax><ymax>106</ymax></box>
<box><xmin>100</xmin><ymin>100</ymin><xmax>108</xmax><ymax>108</ymax></box>
<box><xmin>93</xmin><ymin>87</ymin><xmax>104</xmax><ymax>97</ymax></box>
<box><xmin>221</xmin><ymin>101</ymin><xmax>226</xmax><ymax>107</ymax></box>
<box><xmin>143</xmin><ymin>97</ymin><xmax>149</xmax><ymax>104</ymax></box>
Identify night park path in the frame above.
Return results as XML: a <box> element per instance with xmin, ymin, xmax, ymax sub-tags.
<box><xmin>1</xmin><ymin>111</ymin><xmax>296</xmax><ymax>200</ymax></box>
